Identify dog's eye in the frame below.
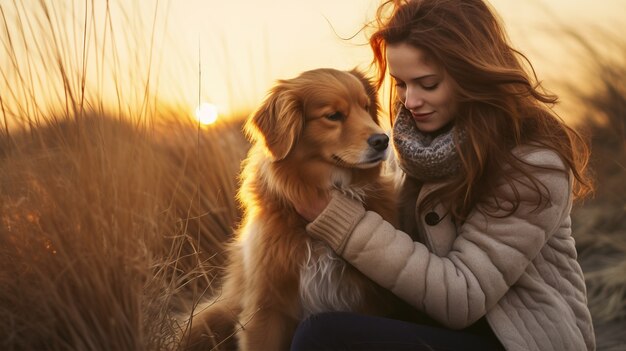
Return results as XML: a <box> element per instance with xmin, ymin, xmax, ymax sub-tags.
<box><xmin>326</xmin><ymin>112</ymin><xmax>345</xmax><ymax>121</ymax></box>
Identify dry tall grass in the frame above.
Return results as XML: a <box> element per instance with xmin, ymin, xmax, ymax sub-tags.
<box><xmin>565</xmin><ymin>29</ymin><xmax>626</xmax><ymax>351</ymax></box>
<box><xmin>0</xmin><ymin>113</ymin><xmax>249</xmax><ymax>350</ymax></box>
<box><xmin>1</xmin><ymin>0</ymin><xmax>625</xmax><ymax>350</ymax></box>
<box><xmin>0</xmin><ymin>1</ymin><xmax>249</xmax><ymax>349</ymax></box>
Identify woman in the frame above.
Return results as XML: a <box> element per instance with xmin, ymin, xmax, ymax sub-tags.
<box><xmin>291</xmin><ymin>0</ymin><xmax>595</xmax><ymax>350</ymax></box>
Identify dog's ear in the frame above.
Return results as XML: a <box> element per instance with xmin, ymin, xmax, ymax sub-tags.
<box><xmin>349</xmin><ymin>68</ymin><xmax>380</xmax><ymax>125</ymax></box>
<box><xmin>245</xmin><ymin>83</ymin><xmax>303</xmax><ymax>161</ymax></box>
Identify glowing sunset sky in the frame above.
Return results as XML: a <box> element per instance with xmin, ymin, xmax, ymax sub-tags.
<box><xmin>138</xmin><ymin>0</ymin><xmax>626</xmax><ymax>118</ymax></box>
<box><xmin>1</xmin><ymin>0</ymin><xmax>624</xmax><ymax>125</ymax></box>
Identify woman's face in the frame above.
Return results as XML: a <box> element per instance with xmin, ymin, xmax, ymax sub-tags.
<box><xmin>387</xmin><ymin>43</ymin><xmax>458</xmax><ymax>134</ymax></box>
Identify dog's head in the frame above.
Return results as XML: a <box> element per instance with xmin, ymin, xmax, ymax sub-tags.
<box><xmin>245</xmin><ymin>68</ymin><xmax>387</xmax><ymax>170</ymax></box>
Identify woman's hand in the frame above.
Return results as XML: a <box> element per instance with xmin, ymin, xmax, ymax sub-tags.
<box><xmin>294</xmin><ymin>191</ymin><xmax>331</xmax><ymax>222</ymax></box>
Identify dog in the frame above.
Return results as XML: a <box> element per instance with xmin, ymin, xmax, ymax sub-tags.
<box><xmin>182</xmin><ymin>68</ymin><xmax>410</xmax><ymax>351</ymax></box>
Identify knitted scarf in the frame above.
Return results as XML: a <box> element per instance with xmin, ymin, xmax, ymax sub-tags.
<box><xmin>392</xmin><ymin>107</ymin><xmax>464</xmax><ymax>182</ymax></box>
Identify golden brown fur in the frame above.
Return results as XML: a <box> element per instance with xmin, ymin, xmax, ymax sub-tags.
<box><xmin>181</xmin><ymin>68</ymin><xmax>408</xmax><ymax>351</ymax></box>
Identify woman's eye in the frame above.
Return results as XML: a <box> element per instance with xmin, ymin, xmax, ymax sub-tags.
<box><xmin>394</xmin><ymin>81</ymin><xmax>406</xmax><ymax>88</ymax></box>
<box><xmin>423</xmin><ymin>83</ymin><xmax>439</xmax><ymax>91</ymax></box>
<box><xmin>326</xmin><ymin>112</ymin><xmax>345</xmax><ymax>121</ymax></box>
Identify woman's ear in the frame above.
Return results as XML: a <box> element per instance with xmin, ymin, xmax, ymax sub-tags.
<box><xmin>244</xmin><ymin>83</ymin><xmax>304</xmax><ymax>161</ymax></box>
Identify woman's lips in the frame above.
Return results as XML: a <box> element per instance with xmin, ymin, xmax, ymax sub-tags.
<box><xmin>411</xmin><ymin>111</ymin><xmax>434</xmax><ymax>122</ymax></box>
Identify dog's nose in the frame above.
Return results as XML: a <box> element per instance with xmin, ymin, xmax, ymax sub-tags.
<box><xmin>368</xmin><ymin>134</ymin><xmax>389</xmax><ymax>152</ymax></box>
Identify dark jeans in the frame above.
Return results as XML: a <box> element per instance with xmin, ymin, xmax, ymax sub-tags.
<box><xmin>290</xmin><ymin>312</ymin><xmax>504</xmax><ymax>351</ymax></box>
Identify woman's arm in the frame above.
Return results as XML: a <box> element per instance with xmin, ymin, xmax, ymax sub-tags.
<box><xmin>306</xmin><ymin>150</ymin><xmax>572</xmax><ymax>329</ymax></box>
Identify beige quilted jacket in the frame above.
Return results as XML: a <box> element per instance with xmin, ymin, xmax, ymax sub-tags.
<box><xmin>307</xmin><ymin>146</ymin><xmax>595</xmax><ymax>351</ymax></box>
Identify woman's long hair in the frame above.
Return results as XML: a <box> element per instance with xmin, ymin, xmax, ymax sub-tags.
<box><xmin>369</xmin><ymin>0</ymin><xmax>593</xmax><ymax>220</ymax></box>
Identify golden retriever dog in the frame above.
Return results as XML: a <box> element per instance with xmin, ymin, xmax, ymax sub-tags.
<box><xmin>182</xmin><ymin>68</ymin><xmax>408</xmax><ymax>351</ymax></box>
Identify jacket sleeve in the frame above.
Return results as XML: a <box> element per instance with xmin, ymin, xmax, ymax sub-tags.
<box><xmin>306</xmin><ymin>150</ymin><xmax>572</xmax><ymax>329</ymax></box>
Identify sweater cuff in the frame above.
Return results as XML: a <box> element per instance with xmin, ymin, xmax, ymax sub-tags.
<box><xmin>306</xmin><ymin>193</ymin><xmax>366</xmax><ymax>254</ymax></box>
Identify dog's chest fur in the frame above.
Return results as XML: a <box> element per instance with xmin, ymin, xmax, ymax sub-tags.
<box><xmin>239</xmin><ymin>212</ymin><xmax>367</xmax><ymax>318</ymax></box>
<box><xmin>299</xmin><ymin>240</ymin><xmax>365</xmax><ymax>317</ymax></box>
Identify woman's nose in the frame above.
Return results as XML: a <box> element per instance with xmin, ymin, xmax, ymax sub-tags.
<box><xmin>403</xmin><ymin>87</ymin><xmax>424</xmax><ymax>110</ymax></box>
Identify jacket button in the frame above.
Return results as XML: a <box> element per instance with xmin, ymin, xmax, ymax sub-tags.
<box><xmin>425</xmin><ymin>212</ymin><xmax>440</xmax><ymax>226</ymax></box>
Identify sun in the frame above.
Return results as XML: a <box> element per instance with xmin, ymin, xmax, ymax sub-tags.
<box><xmin>195</xmin><ymin>102</ymin><xmax>219</xmax><ymax>125</ymax></box>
